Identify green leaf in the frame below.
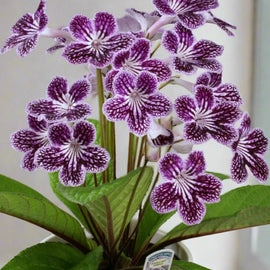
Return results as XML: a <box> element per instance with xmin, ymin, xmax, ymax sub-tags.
<box><xmin>49</xmin><ymin>172</ymin><xmax>90</xmax><ymax>231</ymax></box>
<box><xmin>85</xmin><ymin>167</ymin><xmax>153</xmax><ymax>241</ymax></box>
<box><xmin>0</xmin><ymin>174</ymin><xmax>88</xmax><ymax>251</ymax></box>
<box><xmin>56</xmin><ymin>175</ymin><xmax>129</xmax><ymax>205</ymax></box>
<box><xmin>206</xmin><ymin>171</ymin><xmax>230</xmax><ymax>180</ymax></box>
<box><xmin>1</xmin><ymin>242</ymin><xmax>84</xmax><ymax>270</ymax></box>
<box><xmin>69</xmin><ymin>246</ymin><xmax>103</xmax><ymax>270</ymax></box>
<box><xmin>171</xmin><ymin>260</ymin><xmax>211</xmax><ymax>270</ymax></box>
<box><xmin>135</xmin><ymin>203</ymin><xmax>175</xmax><ymax>254</ymax></box>
<box><xmin>155</xmin><ymin>185</ymin><xmax>270</xmax><ymax>248</ymax></box>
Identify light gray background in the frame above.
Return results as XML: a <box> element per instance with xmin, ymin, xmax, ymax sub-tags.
<box><xmin>0</xmin><ymin>1</ymin><xmax>265</xmax><ymax>269</ymax></box>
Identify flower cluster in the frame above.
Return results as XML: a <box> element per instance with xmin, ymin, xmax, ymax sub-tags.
<box><xmin>3</xmin><ymin>0</ymin><xmax>268</xmax><ymax>226</ymax></box>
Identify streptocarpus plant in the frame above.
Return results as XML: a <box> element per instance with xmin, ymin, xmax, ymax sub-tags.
<box><xmin>0</xmin><ymin>1</ymin><xmax>269</xmax><ymax>269</ymax></box>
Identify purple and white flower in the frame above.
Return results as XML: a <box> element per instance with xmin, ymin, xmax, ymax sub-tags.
<box><xmin>174</xmin><ymin>86</ymin><xmax>242</xmax><ymax>144</ymax></box>
<box><xmin>162</xmin><ymin>22</ymin><xmax>223</xmax><ymax>74</ymax></box>
<box><xmin>1</xmin><ymin>0</ymin><xmax>48</xmax><ymax>57</ymax></box>
<box><xmin>103</xmin><ymin>71</ymin><xmax>173</xmax><ymax>136</ymax></box>
<box><xmin>105</xmin><ymin>38</ymin><xmax>171</xmax><ymax>92</ymax></box>
<box><xmin>147</xmin><ymin>120</ymin><xmax>174</xmax><ymax>147</ymax></box>
<box><xmin>195</xmin><ymin>72</ymin><xmax>242</xmax><ymax>105</ymax></box>
<box><xmin>11</xmin><ymin>115</ymin><xmax>50</xmax><ymax>171</ymax></box>
<box><xmin>153</xmin><ymin>0</ymin><xmax>219</xmax><ymax>29</ymax></box>
<box><xmin>150</xmin><ymin>151</ymin><xmax>222</xmax><ymax>225</ymax></box>
<box><xmin>231</xmin><ymin>113</ymin><xmax>269</xmax><ymax>183</ymax></box>
<box><xmin>36</xmin><ymin>121</ymin><xmax>110</xmax><ymax>186</ymax></box>
<box><xmin>206</xmin><ymin>11</ymin><xmax>237</xmax><ymax>36</ymax></box>
<box><xmin>63</xmin><ymin>12</ymin><xmax>134</xmax><ymax>68</ymax></box>
<box><xmin>27</xmin><ymin>76</ymin><xmax>92</xmax><ymax>123</ymax></box>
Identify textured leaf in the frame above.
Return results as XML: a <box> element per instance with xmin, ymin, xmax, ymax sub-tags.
<box><xmin>155</xmin><ymin>185</ymin><xmax>270</xmax><ymax>248</ymax></box>
<box><xmin>135</xmin><ymin>203</ymin><xmax>175</xmax><ymax>254</ymax></box>
<box><xmin>1</xmin><ymin>242</ymin><xmax>84</xmax><ymax>270</ymax></box>
<box><xmin>172</xmin><ymin>260</ymin><xmax>211</xmax><ymax>270</ymax></box>
<box><xmin>49</xmin><ymin>172</ymin><xmax>90</xmax><ymax>231</ymax></box>
<box><xmin>0</xmin><ymin>174</ymin><xmax>88</xmax><ymax>251</ymax></box>
<box><xmin>56</xmin><ymin>175</ymin><xmax>128</xmax><ymax>205</ymax></box>
<box><xmin>85</xmin><ymin>167</ymin><xmax>153</xmax><ymax>241</ymax></box>
<box><xmin>69</xmin><ymin>246</ymin><xmax>103</xmax><ymax>270</ymax></box>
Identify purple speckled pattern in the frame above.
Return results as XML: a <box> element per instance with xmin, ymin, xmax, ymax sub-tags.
<box><xmin>103</xmin><ymin>71</ymin><xmax>172</xmax><ymax>136</ymax></box>
<box><xmin>1</xmin><ymin>0</ymin><xmax>48</xmax><ymax>57</ymax></box>
<box><xmin>36</xmin><ymin>121</ymin><xmax>110</xmax><ymax>186</ymax></box>
<box><xmin>63</xmin><ymin>12</ymin><xmax>135</xmax><ymax>67</ymax></box>
<box><xmin>26</xmin><ymin>76</ymin><xmax>92</xmax><ymax>122</ymax></box>
<box><xmin>150</xmin><ymin>151</ymin><xmax>222</xmax><ymax>225</ymax></box>
<box><xmin>175</xmin><ymin>86</ymin><xmax>242</xmax><ymax>144</ymax></box>
<box><xmin>230</xmin><ymin>113</ymin><xmax>269</xmax><ymax>183</ymax></box>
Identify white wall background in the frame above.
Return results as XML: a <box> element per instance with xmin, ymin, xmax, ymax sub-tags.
<box><xmin>0</xmin><ymin>0</ymin><xmax>255</xmax><ymax>269</ymax></box>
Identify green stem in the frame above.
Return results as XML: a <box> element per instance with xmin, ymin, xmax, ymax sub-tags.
<box><xmin>96</xmin><ymin>68</ymin><xmax>109</xmax><ymax>183</ymax></box>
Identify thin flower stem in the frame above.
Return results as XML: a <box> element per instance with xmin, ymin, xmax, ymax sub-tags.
<box><xmin>136</xmin><ymin>136</ymin><xmax>146</xmax><ymax>168</ymax></box>
<box><xmin>108</xmin><ymin>121</ymin><xmax>116</xmax><ymax>180</ymax></box>
<box><xmin>96</xmin><ymin>68</ymin><xmax>108</xmax><ymax>183</ymax></box>
<box><xmin>150</xmin><ymin>41</ymin><xmax>161</xmax><ymax>58</ymax></box>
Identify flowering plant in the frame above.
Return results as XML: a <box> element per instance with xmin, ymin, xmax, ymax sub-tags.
<box><xmin>0</xmin><ymin>0</ymin><xmax>269</xmax><ymax>269</ymax></box>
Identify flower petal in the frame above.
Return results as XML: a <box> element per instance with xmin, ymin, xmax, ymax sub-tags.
<box><xmin>172</xmin><ymin>57</ymin><xmax>197</xmax><ymax>74</ymax></box>
<box><xmin>47</xmin><ymin>77</ymin><xmax>68</xmax><ymax>102</ymax></box>
<box><xmin>195</xmin><ymin>86</ymin><xmax>214</xmax><ymax>111</ymax></box>
<box><xmin>81</xmin><ymin>146</ymin><xmax>110</xmax><ymax>173</ymax></box>
<box><xmin>174</xmin><ymin>95</ymin><xmax>196</xmax><ymax>122</ymax></box>
<box><xmin>113</xmin><ymin>50</ymin><xmax>130</xmax><ymax>69</ymax></box>
<box><xmin>190</xmin><ymin>39</ymin><xmax>224</xmax><ymax>58</ymax></box>
<box><xmin>73</xmin><ymin>121</ymin><xmax>95</xmax><ymax>146</ymax></box>
<box><xmin>69</xmin><ymin>79</ymin><xmax>91</xmax><ymax>103</ymax></box>
<box><xmin>150</xmin><ymin>182</ymin><xmax>179</xmax><ymax>213</ymax></box>
<box><xmin>12</xmin><ymin>13</ymin><xmax>35</xmax><ymax>34</ymax></box>
<box><xmin>106</xmin><ymin>33</ymin><xmax>135</xmax><ymax>52</ymax></box>
<box><xmin>180</xmin><ymin>0</ymin><xmax>219</xmax><ymax>12</ymax></box>
<box><xmin>145</xmin><ymin>94</ymin><xmax>172</xmax><ymax>118</ymax></box>
<box><xmin>162</xmin><ymin>30</ymin><xmax>179</xmax><ymax>54</ymax></box>
<box><xmin>36</xmin><ymin>146</ymin><xmax>65</xmax><ymax>171</ymax></box>
<box><xmin>69</xmin><ymin>15</ymin><xmax>93</xmax><ymax>41</ymax></box>
<box><xmin>184</xmin><ymin>122</ymin><xmax>210</xmax><ymax>143</ymax></box>
<box><xmin>11</xmin><ymin>130</ymin><xmax>40</xmax><ymax>152</ymax></box>
<box><xmin>231</xmin><ymin>153</ymin><xmax>248</xmax><ymax>183</ymax></box>
<box><xmin>26</xmin><ymin>99</ymin><xmax>56</xmax><ymax>120</ymax></box>
<box><xmin>214</xmin><ymin>83</ymin><xmax>242</xmax><ymax>104</ymax></box>
<box><xmin>59</xmin><ymin>162</ymin><xmax>85</xmax><ymax>187</ymax></box>
<box><xmin>211</xmin><ymin>103</ymin><xmax>242</xmax><ymax>124</ymax></box>
<box><xmin>105</xmin><ymin>70</ymin><xmax>119</xmax><ymax>93</ymax></box>
<box><xmin>17</xmin><ymin>35</ymin><xmax>38</xmax><ymax>57</ymax></box>
<box><xmin>178</xmin><ymin>195</ymin><xmax>206</xmax><ymax>225</ymax></box>
<box><xmin>127</xmin><ymin>111</ymin><xmax>152</xmax><ymax>136</ymax></box>
<box><xmin>130</xmin><ymin>38</ymin><xmax>150</xmax><ymax>62</ymax></box>
<box><xmin>48</xmin><ymin>123</ymin><xmax>72</xmax><ymax>146</ymax></box>
<box><xmin>63</xmin><ymin>43</ymin><xmax>92</xmax><ymax>64</ymax></box>
<box><xmin>136</xmin><ymin>71</ymin><xmax>158</xmax><ymax>95</ymax></box>
<box><xmin>247</xmin><ymin>129</ymin><xmax>268</xmax><ymax>155</ymax></box>
<box><xmin>89</xmin><ymin>48</ymin><xmax>113</xmax><ymax>68</ymax></box>
<box><xmin>22</xmin><ymin>149</ymin><xmax>38</xmax><ymax>171</ymax></box>
<box><xmin>159</xmin><ymin>152</ymin><xmax>184</xmax><ymax>181</ymax></box>
<box><xmin>209</xmin><ymin>124</ymin><xmax>237</xmax><ymax>144</ymax></box>
<box><xmin>142</xmin><ymin>59</ymin><xmax>171</xmax><ymax>82</ymax></box>
<box><xmin>192</xmin><ymin>58</ymin><xmax>222</xmax><ymax>72</ymax></box>
<box><xmin>66</xmin><ymin>104</ymin><xmax>92</xmax><ymax>121</ymax></box>
<box><xmin>94</xmin><ymin>12</ymin><xmax>117</xmax><ymax>39</ymax></box>
<box><xmin>27</xmin><ymin>115</ymin><xmax>47</xmax><ymax>133</ymax></box>
<box><xmin>184</xmin><ymin>151</ymin><xmax>206</xmax><ymax>175</ymax></box>
<box><xmin>103</xmin><ymin>96</ymin><xmax>129</xmax><ymax>121</ymax></box>
<box><xmin>247</xmin><ymin>155</ymin><xmax>269</xmax><ymax>182</ymax></box>
<box><xmin>195</xmin><ymin>174</ymin><xmax>222</xmax><ymax>202</ymax></box>
<box><xmin>153</xmin><ymin>0</ymin><xmax>176</xmax><ymax>15</ymax></box>
<box><xmin>113</xmin><ymin>71</ymin><xmax>136</xmax><ymax>95</ymax></box>
<box><xmin>178</xmin><ymin>12</ymin><xmax>205</xmax><ymax>29</ymax></box>
<box><xmin>174</xmin><ymin>23</ymin><xmax>195</xmax><ymax>50</ymax></box>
